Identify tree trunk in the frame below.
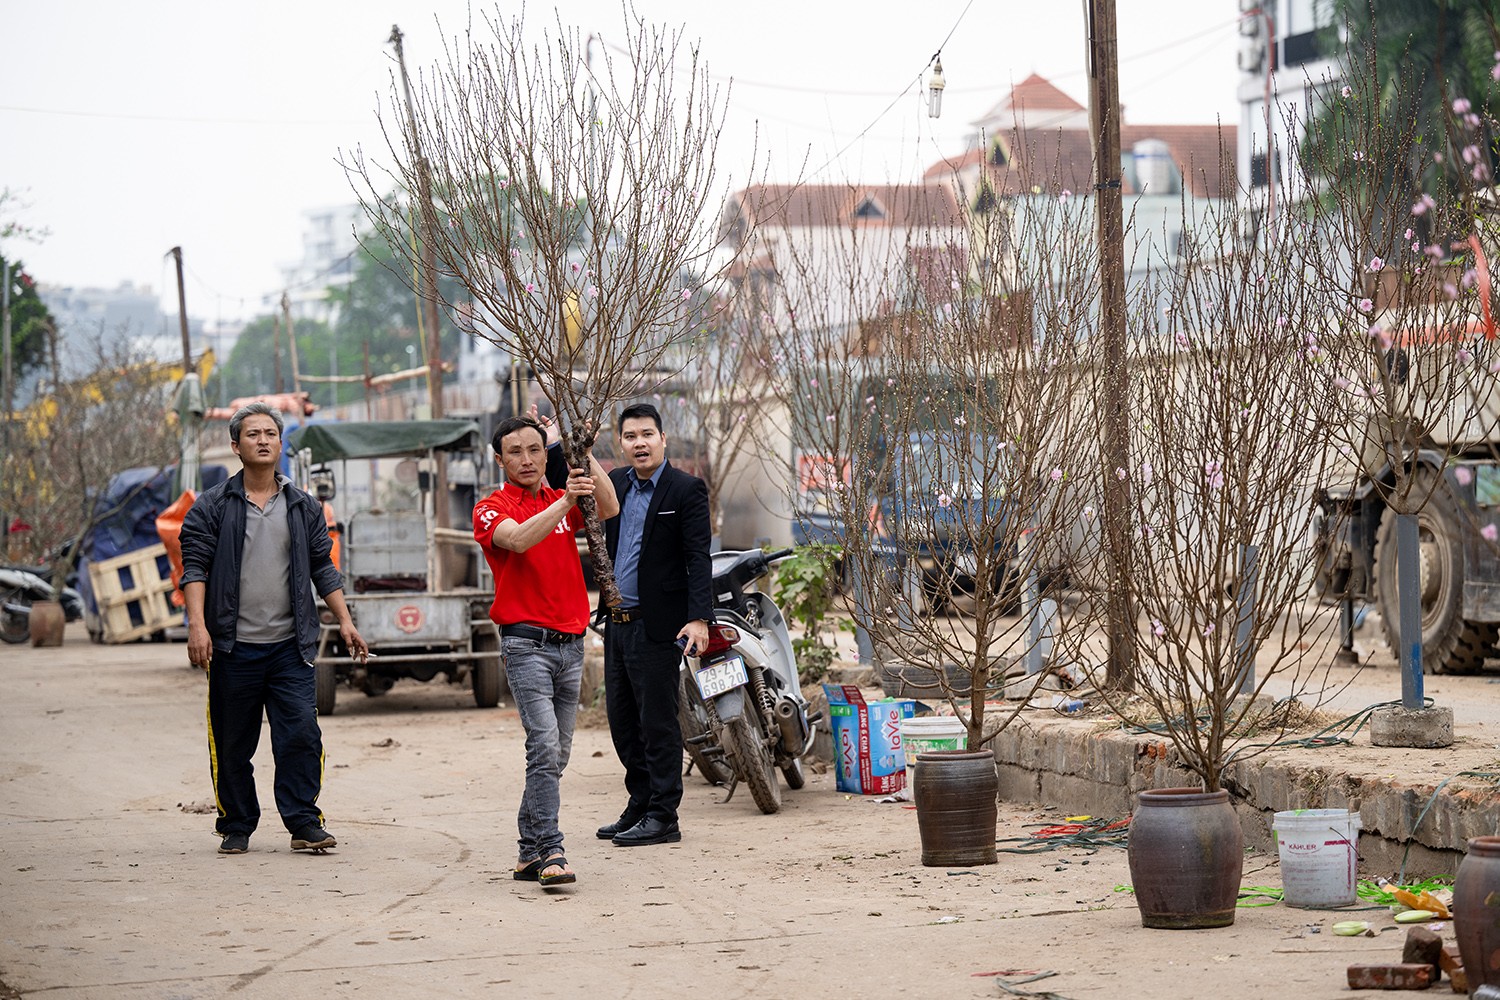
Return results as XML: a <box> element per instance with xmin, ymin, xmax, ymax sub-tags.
<box><xmin>561</xmin><ymin>425</ymin><xmax>621</xmax><ymax>609</ymax></box>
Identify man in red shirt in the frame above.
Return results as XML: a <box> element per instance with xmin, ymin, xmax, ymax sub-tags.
<box><xmin>474</xmin><ymin>414</ymin><xmax>618</xmax><ymax>888</ymax></box>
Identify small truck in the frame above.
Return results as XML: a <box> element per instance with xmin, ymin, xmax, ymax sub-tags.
<box><xmin>287</xmin><ymin>420</ymin><xmax>502</xmax><ymax>714</ymax></box>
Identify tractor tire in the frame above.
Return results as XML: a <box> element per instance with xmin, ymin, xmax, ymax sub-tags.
<box><xmin>1373</xmin><ymin>472</ymin><xmax>1498</xmax><ymax>675</ymax></box>
<box><xmin>315</xmin><ymin>662</ymin><xmax>337</xmax><ymax>717</ymax></box>
<box><xmin>471</xmin><ymin>626</ymin><xmax>504</xmax><ymax>708</ymax></box>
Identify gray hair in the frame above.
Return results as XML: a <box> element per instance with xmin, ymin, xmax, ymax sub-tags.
<box><xmin>228</xmin><ymin>402</ymin><xmax>284</xmax><ymax>443</ymax></box>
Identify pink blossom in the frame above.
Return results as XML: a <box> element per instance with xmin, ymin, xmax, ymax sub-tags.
<box><xmin>1276</xmin><ymin>315</ymin><xmax>1287</xmax><ymax>327</ymax></box>
<box><xmin>937</xmin><ymin>493</ymin><xmax>953</xmax><ymax>508</ymax></box>
<box><xmin>587</xmin><ymin>285</ymin><xmax>599</xmax><ymax>299</ymax></box>
<box><xmin>681</xmin><ymin>288</ymin><xmax>692</xmax><ymax>300</ymax></box>
<box><xmin>1175</xmin><ymin>331</ymin><xmax>1190</xmax><ymax>348</ymax></box>
<box><xmin>1404</xmin><ymin>228</ymin><xmax>1413</xmax><ymax>240</ymax></box>
<box><xmin>1340</xmin><ymin>85</ymin><xmax>1352</xmax><ymax>98</ymax></box>
<box><xmin>1484</xmin><ymin>524</ymin><xmax>1499</xmax><ymax>543</ymax></box>
<box><xmin>1357</xmin><ymin>298</ymin><xmax>1373</xmax><ymax>314</ymax></box>
<box><xmin>511</xmin><ymin>248</ymin><xmax>521</xmax><ymax>257</ymax></box>
<box><xmin>1444</xmin><ymin>282</ymin><xmax>1459</xmax><ymax>299</ymax></box>
<box><xmin>1466</xmin><ymin>113</ymin><xmax>1482</xmax><ymax>128</ymax></box>
<box><xmin>886</xmin><ymin>378</ymin><xmax>895</xmax><ymax>387</ymax></box>
<box><xmin>1475</xmin><ymin>164</ymin><xmax>1492</xmax><ymax>182</ymax></box>
<box><xmin>1115</xmin><ymin>467</ymin><xmax>1127</xmax><ymax>481</ymax></box>
<box><xmin>1059</xmin><ymin>189</ymin><xmax>1072</xmax><ymax>202</ymax></box>
<box><xmin>1412</xmin><ymin>242</ymin><xmax>1421</xmax><ymax>252</ymax></box>
<box><xmin>953</xmin><ymin>414</ymin><xmax>968</xmax><ymax>427</ymax></box>
<box><xmin>570</xmin><ymin>262</ymin><xmax>580</xmax><ymax>273</ymax></box>
<box><xmin>1141</xmin><ymin>461</ymin><xmax>1153</xmax><ymax>486</ymax></box>
<box><xmin>1368</xmin><ymin>256</ymin><xmax>1384</xmax><ymax>272</ymax></box>
<box><xmin>1456</xmin><ymin>466</ymin><xmax>1475</xmax><ymax>486</ymax></box>
<box><xmin>1463</xmin><ymin>144</ymin><xmax>1483</xmax><ymax>165</ymax></box>
<box><xmin>1463</xmin><ymin>268</ymin><xmax>1480</xmax><ymax>290</ymax></box>
<box><xmin>1050</xmin><ymin>468</ymin><xmax>1064</xmax><ymax>482</ymax></box>
<box><xmin>1458</xmin><ymin>348</ymin><xmax>1475</xmax><ymax>364</ymax></box>
<box><xmin>1204</xmin><ymin>460</ymin><xmax>1224</xmax><ymax>490</ymax></box>
<box><xmin>1493</xmin><ymin>63</ymin><xmax>1500</xmax><ymax>82</ymax></box>
<box><xmin>825</xmin><ymin>414</ymin><xmax>835</xmax><ymax>423</ymax></box>
<box><xmin>525</xmin><ymin>282</ymin><xmax>536</xmax><ymax>293</ymax></box>
<box><xmin>1454</xmin><ymin>97</ymin><xmax>1473</xmax><ymax>114</ymax></box>
<box><xmin>1202</xmin><ymin>623</ymin><xmax>1216</xmax><ymax>637</ymax></box>
<box><xmin>1412</xmin><ymin>194</ymin><xmax>1437</xmax><ymax>216</ymax></box>
<box><xmin>1426</xmin><ymin>244</ymin><xmax>1445</xmax><ymax>259</ymax></box>
<box><xmin>809</xmin><ymin>378</ymin><xmax>819</xmax><ymax>388</ymax></box>
<box><xmin>1152</xmin><ymin>619</ymin><xmax>1166</xmax><ymax>638</ymax></box>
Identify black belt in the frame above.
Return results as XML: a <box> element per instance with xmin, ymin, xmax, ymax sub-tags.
<box><xmin>608</xmin><ymin>606</ymin><xmax>642</xmax><ymax>624</ymax></box>
<box><xmin>501</xmin><ymin>624</ymin><xmax>583</xmax><ymax>644</ymax></box>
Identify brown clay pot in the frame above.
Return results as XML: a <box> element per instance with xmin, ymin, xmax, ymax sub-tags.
<box><xmin>28</xmin><ymin>599</ymin><xmax>65</xmax><ymax>647</ymax></box>
<box><xmin>913</xmin><ymin>749</ymin><xmax>998</xmax><ymax>867</ymax></box>
<box><xmin>1454</xmin><ymin>836</ymin><xmax>1500</xmax><ymax>988</ymax></box>
<box><xmin>1127</xmin><ymin>787</ymin><xmax>1243</xmax><ymax>929</ymax></box>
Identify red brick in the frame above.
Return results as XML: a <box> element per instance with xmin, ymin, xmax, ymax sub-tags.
<box><xmin>1346</xmin><ymin>963</ymin><xmax>1435</xmax><ymax>990</ymax></box>
<box><xmin>1440</xmin><ymin>944</ymin><xmax>1467</xmax><ymax>993</ymax></box>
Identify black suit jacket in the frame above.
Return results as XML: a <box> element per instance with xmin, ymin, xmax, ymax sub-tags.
<box><xmin>604</xmin><ymin>460</ymin><xmax>714</xmax><ymax>643</ymax></box>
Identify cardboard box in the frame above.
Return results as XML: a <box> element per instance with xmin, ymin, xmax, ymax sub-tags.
<box><xmin>824</xmin><ymin>685</ymin><xmax>916</xmax><ymax>795</ymax></box>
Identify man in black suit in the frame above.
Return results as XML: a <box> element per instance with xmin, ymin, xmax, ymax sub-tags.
<box><xmin>596</xmin><ymin>402</ymin><xmax>713</xmax><ymax>847</ymax></box>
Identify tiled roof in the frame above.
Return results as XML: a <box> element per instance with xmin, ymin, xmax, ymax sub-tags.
<box><xmin>722</xmin><ymin>183</ymin><xmax>965</xmax><ymax>232</ymax></box>
<box><xmin>974</xmin><ymin>72</ymin><xmax>1087</xmax><ymax>125</ymax></box>
<box><xmin>924</xmin><ymin>122</ymin><xmax>1237</xmax><ymax>200</ymax></box>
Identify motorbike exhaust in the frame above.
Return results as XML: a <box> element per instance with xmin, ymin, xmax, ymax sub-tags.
<box><xmin>774</xmin><ymin>696</ymin><xmax>808</xmax><ymax>755</ymax></box>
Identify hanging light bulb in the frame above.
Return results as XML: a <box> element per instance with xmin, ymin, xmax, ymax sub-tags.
<box><xmin>928</xmin><ymin>59</ymin><xmax>946</xmax><ymax>119</ymax></box>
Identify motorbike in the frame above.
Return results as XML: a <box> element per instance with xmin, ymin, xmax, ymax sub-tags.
<box><xmin>677</xmin><ymin>547</ymin><xmax>818</xmax><ymax>815</ymax></box>
<box><xmin>0</xmin><ymin>564</ymin><xmax>85</xmax><ymax>645</ymax></box>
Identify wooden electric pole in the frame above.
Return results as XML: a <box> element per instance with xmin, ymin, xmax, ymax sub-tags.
<box><xmin>1086</xmin><ymin>0</ymin><xmax>1135</xmax><ymax>689</ymax></box>
<box><xmin>390</xmin><ymin>23</ymin><xmax>453</xmax><ymax>588</ymax></box>
<box><xmin>167</xmin><ymin>247</ymin><xmax>202</xmax><ymax>492</ymax></box>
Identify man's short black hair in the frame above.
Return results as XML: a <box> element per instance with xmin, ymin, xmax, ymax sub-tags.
<box><xmin>492</xmin><ymin>415</ymin><xmax>546</xmax><ymax>453</ymax></box>
<box><xmin>617</xmin><ymin>402</ymin><xmax>662</xmax><ymax>434</ymax></box>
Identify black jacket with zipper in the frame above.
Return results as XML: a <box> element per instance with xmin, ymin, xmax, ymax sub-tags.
<box><xmin>179</xmin><ymin>470</ymin><xmax>343</xmax><ymax>662</ymax></box>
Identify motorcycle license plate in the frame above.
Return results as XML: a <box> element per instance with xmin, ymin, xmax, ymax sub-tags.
<box><xmin>694</xmin><ymin>655</ymin><xmax>748</xmax><ymax>699</ymax></box>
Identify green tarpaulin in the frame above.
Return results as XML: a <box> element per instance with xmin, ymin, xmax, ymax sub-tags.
<box><xmin>287</xmin><ymin>420</ymin><xmax>481</xmax><ymax>463</ymax></box>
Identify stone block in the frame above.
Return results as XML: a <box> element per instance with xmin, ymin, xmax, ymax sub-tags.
<box><xmin>1370</xmin><ymin>705</ymin><xmax>1454</xmax><ymax>748</ymax></box>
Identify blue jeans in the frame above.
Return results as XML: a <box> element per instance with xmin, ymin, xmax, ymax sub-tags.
<box><xmin>206</xmin><ymin>637</ymin><xmax>325</xmax><ymax>836</ymax></box>
<box><xmin>502</xmin><ymin>635</ymin><xmax>582</xmax><ymax>860</ymax></box>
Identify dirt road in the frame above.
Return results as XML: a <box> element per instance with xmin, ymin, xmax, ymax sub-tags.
<box><xmin>0</xmin><ymin>626</ymin><xmax>1466</xmax><ymax>999</ymax></box>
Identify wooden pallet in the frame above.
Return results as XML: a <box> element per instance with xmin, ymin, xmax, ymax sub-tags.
<box><xmin>88</xmin><ymin>543</ymin><xmax>178</xmax><ymax>643</ymax></box>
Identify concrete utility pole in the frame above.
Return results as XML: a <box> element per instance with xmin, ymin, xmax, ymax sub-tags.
<box><xmin>272</xmin><ymin>311</ymin><xmax>284</xmax><ymax>394</ymax></box>
<box><xmin>281</xmin><ymin>292</ymin><xmax>303</xmax><ymax>397</ymax></box>
<box><xmin>1086</xmin><ymin>0</ymin><xmax>1135</xmax><ymax>689</ymax></box>
<box><xmin>167</xmin><ymin>247</ymin><xmax>202</xmax><ymax>493</ymax></box>
<box><xmin>390</xmin><ymin>23</ymin><xmax>452</xmax><ymax>589</ymax></box>
<box><xmin>1</xmin><ymin>260</ymin><xmax>12</xmax><ymax>458</ymax></box>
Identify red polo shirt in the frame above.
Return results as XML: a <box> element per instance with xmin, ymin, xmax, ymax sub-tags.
<box><xmin>473</xmin><ymin>483</ymin><xmax>588</xmax><ymax>632</ymax></box>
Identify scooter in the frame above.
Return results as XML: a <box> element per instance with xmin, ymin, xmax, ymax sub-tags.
<box><xmin>677</xmin><ymin>548</ymin><xmax>819</xmax><ymax>815</ymax></box>
<box><xmin>0</xmin><ymin>565</ymin><xmax>85</xmax><ymax>644</ymax></box>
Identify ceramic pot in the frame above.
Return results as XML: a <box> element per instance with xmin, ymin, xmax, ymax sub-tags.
<box><xmin>28</xmin><ymin>599</ymin><xmax>65</xmax><ymax>647</ymax></box>
<box><xmin>1127</xmin><ymin>786</ymin><xmax>1243</xmax><ymax>929</ymax></box>
<box><xmin>913</xmin><ymin>749</ymin><xmax>998</xmax><ymax>867</ymax></box>
<box><xmin>1454</xmin><ymin>836</ymin><xmax>1500</xmax><ymax>988</ymax></box>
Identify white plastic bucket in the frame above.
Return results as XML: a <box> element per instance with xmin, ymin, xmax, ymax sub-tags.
<box><xmin>1273</xmin><ymin>808</ymin><xmax>1362</xmax><ymax>908</ymax></box>
<box><xmin>900</xmin><ymin>716</ymin><xmax>968</xmax><ymax>795</ymax></box>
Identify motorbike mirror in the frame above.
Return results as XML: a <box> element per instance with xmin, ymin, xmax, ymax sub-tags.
<box><xmin>310</xmin><ymin>468</ymin><xmax>336</xmax><ymax>503</ymax></box>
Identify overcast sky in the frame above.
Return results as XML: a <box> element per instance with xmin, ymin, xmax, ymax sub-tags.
<box><xmin>0</xmin><ymin>1</ymin><xmax>1243</xmax><ymax>325</ymax></box>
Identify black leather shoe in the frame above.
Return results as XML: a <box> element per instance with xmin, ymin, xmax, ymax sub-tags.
<box><xmin>596</xmin><ymin>810</ymin><xmax>645</xmax><ymax>840</ymax></box>
<box><xmin>611</xmin><ymin>816</ymin><xmax>682</xmax><ymax>847</ymax></box>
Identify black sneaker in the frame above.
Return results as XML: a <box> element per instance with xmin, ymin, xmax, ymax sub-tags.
<box><xmin>218</xmin><ymin>833</ymin><xmax>250</xmax><ymax>855</ymax></box>
<box><xmin>289</xmin><ymin>826</ymin><xmax>336</xmax><ymax>851</ymax></box>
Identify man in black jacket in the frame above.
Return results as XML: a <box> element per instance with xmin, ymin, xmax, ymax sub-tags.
<box><xmin>597</xmin><ymin>402</ymin><xmax>713</xmax><ymax>847</ymax></box>
<box><xmin>180</xmin><ymin>403</ymin><xmax>367</xmax><ymax>856</ymax></box>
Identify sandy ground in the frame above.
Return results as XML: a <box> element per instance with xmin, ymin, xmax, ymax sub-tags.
<box><xmin>0</xmin><ymin>624</ymin><xmax>1470</xmax><ymax>1000</ymax></box>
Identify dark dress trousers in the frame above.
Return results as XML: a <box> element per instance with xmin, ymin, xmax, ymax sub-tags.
<box><xmin>602</xmin><ymin>461</ymin><xmax>713</xmax><ymax>822</ymax></box>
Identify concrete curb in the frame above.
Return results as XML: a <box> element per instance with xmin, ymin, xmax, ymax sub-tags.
<box><xmin>989</xmin><ymin>713</ymin><xmax>1500</xmax><ymax>877</ymax></box>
